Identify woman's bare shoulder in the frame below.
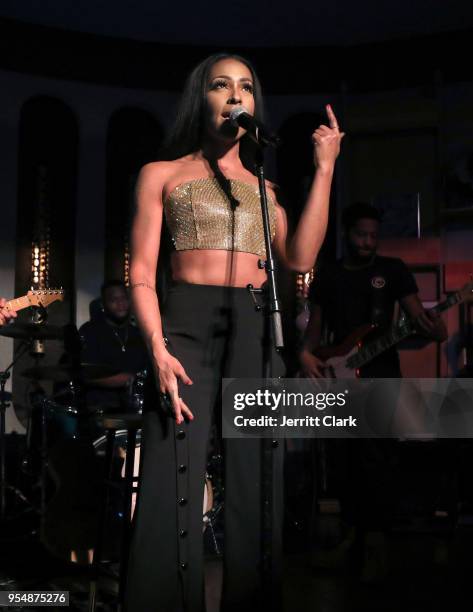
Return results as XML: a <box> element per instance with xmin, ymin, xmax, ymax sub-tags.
<box><xmin>137</xmin><ymin>161</ymin><xmax>193</xmax><ymax>200</ymax></box>
<box><xmin>138</xmin><ymin>160</ymin><xmax>179</xmax><ymax>182</ymax></box>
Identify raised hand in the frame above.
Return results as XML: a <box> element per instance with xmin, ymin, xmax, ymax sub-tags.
<box><xmin>312</xmin><ymin>104</ymin><xmax>345</xmax><ymax>171</ymax></box>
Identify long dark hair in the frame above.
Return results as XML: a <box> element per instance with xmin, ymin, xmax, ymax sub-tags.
<box><xmin>160</xmin><ymin>53</ymin><xmax>266</xmax><ymax>171</ymax></box>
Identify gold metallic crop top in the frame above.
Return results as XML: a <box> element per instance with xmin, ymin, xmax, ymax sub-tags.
<box><xmin>163</xmin><ymin>177</ymin><xmax>277</xmax><ymax>258</ymax></box>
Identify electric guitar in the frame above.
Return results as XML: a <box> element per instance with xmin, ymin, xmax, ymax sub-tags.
<box><xmin>313</xmin><ymin>281</ymin><xmax>473</xmax><ymax>378</ymax></box>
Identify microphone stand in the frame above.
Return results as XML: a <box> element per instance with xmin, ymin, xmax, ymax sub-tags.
<box><xmin>246</xmin><ymin>144</ymin><xmax>284</xmax><ymax>611</ymax></box>
<box><xmin>247</xmin><ymin>149</ymin><xmax>284</xmax><ymax>352</ymax></box>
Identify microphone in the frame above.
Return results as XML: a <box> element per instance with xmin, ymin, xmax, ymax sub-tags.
<box><xmin>229</xmin><ymin>107</ymin><xmax>280</xmax><ymax>148</ymax></box>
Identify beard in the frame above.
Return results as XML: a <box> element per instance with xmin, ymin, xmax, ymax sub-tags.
<box><xmin>104</xmin><ymin>311</ymin><xmax>129</xmax><ymax>325</ymax></box>
<box><xmin>347</xmin><ymin>245</ymin><xmax>376</xmax><ymax>264</ymax></box>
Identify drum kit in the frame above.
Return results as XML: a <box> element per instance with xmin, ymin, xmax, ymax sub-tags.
<box><xmin>0</xmin><ymin>315</ymin><xmax>149</xmax><ymax>561</ymax></box>
<box><xmin>0</xmin><ymin>315</ymin><xmax>223</xmax><ymax>562</ymax></box>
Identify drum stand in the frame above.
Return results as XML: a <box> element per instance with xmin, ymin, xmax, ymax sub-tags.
<box><xmin>204</xmin><ymin>501</ymin><xmax>224</xmax><ymax>555</ymax></box>
<box><xmin>1</xmin><ymin>307</ymin><xmax>56</xmax><ymax>525</ymax></box>
<box><xmin>0</xmin><ymin>342</ymin><xmax>32</xmax><ymax>521</ymax></box>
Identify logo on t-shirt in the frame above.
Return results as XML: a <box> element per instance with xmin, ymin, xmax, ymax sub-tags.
<box><xmin>371</xmin><ymin>276</ymin><xmax>386</xmax><ymax>289</ymax></box>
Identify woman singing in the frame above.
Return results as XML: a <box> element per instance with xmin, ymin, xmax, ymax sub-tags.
<box><xmin>124</xmin><ymin>53</ymin><xmax>343</xmax><ymax>612</ymax></box>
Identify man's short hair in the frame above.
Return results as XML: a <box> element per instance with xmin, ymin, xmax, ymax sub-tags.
<box><xmin>342</xmin><ymin>202</ymin><xmax>382</xmax><ymax>230</ymax></box>
<box><xmin>100</xmin><ymin>279</ymin><xmax>127</xmax><ymax>299</ymax></box>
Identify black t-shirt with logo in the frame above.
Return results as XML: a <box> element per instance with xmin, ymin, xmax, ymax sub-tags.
<box><xmin>308</xmin><ymin>255</ymin><xmax>418</xmax><ymax>377</ymax></box>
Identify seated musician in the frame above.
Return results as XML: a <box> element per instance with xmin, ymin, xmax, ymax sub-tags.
<box><xmin>79</xmin><ymin>280</ymin><xmax>148</xmax><ymax>412</ymax></box>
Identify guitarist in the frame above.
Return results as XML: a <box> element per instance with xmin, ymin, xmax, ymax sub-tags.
<box><xmin>0</xmin><ymin>298</ymin><xmax>17</xmax><ymax>326</ymax></box>
<box><xmin>299</xmin><ymin>202</ymin><xmax>447</xmax><ymax>378</ymax></box>
<box><xmin>298</xmin><ymin>202</ymin><xmax>447</xmax><ymax>581</ymax></box>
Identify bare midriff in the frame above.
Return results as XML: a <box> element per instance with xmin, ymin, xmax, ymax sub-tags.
<box><xmin>170</xmin><ymin>249</ymin><xmax>268</xmax><ymax>288</ymax></box>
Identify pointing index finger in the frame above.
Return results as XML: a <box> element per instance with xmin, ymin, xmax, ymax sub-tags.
<box><xmin>326</xmin><ymin>104</ymin><xmax>339</xmax><ymax>130</ymax></box>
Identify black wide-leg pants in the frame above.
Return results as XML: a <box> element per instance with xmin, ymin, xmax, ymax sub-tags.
<box><xmin>124</xmin><ymin>283</ymin><xmax>285</xmax><ymax>612</ymax></box>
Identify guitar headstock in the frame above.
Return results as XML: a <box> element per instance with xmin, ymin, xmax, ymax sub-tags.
<box><xmin>26</xmin><ymin>288</ymin><xmax>65</xmax><ymax>308</ymax></box>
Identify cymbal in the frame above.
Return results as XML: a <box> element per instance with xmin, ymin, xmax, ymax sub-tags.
<box><xmin>20</xmin><ymin>363</ymin><xmax>120</xmax><ymax>383</ymax></box>
<box><xmin>0</xmin><ymin>323</ymin><xmax>64</xmax><ymax>340</ymax></box>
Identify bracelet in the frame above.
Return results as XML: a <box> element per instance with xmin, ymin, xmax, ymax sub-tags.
<box><xmin>130</xmin><ymin>282</ymin><xmax>156</xmax><ymax>291</ymax></box>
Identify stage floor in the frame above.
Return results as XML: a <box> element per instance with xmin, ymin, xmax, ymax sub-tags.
<box><xmin>0</xmin><ymin>527</ymin><xmax>471</xmax><ymax>611</ymax></box>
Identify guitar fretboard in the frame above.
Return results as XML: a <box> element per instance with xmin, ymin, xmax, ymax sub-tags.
<box><xmin>346</xmin><ymin>288</ymin><xmax>465</xmax><ymax>371</ymax></box>
<box><xmin>346</xmin><ymin>322</ymin><xmax>413</xmax><ymax>370</ymax></box>
<box><xmin>5</xmin><ymin>296</ymin><xmax>32</xmax><ymax>313</ymax></box>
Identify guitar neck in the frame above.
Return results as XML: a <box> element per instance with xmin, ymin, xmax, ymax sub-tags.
<box><xmin>431</xmin><ymin>290</ymin><xmax>463</xmax><ymax>315</ymax></box>
<box><xmin>346</xmin><ymin>286</ymin><xmax>467</xmax><ymax>371</ymax></box>
<box><xmin>347</xmin><ymin>321</ymin><xmax>413</xmax><ymax>370</ymax></box>
<box><xmin>5</xmin><ymin>295</ymin><xmax>33</xmax><ymax>313</ymax></box>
